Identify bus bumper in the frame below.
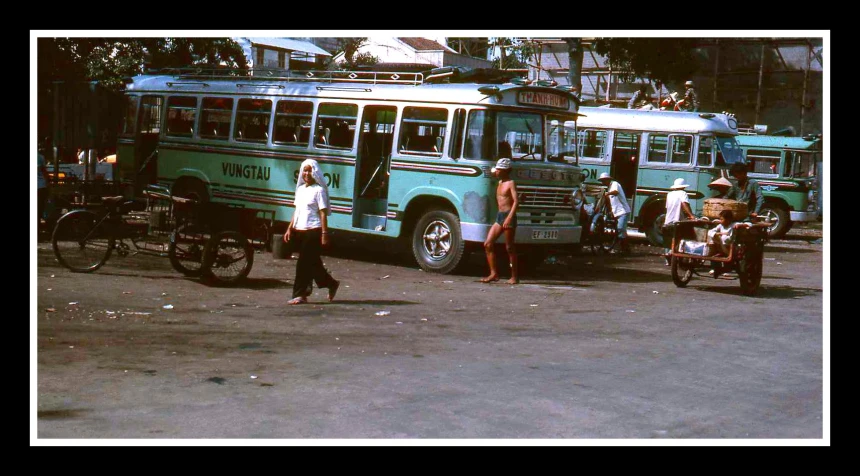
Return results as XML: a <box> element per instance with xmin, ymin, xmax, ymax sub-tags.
<box><xmin>790</xmin><ymin>211</ymin><xmax>818</xmax><ymax>222</ymax></box>
<box><xmin>462</xmin><ymin>222</ymin><xmax>582</xmax><ymax>245</ymax></box>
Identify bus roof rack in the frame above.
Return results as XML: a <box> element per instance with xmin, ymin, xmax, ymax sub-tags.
<box><xmin>422</xmin><ymin>66</ymin><xmax>523</xmax><ymax>84</ymax></box>
<box><xmin>148</xmin><ymin>67</ymin><xmax>425</xmax><ymax>86</ymax></box>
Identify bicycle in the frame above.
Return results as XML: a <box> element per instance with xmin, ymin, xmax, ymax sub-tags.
<box><xmin>51</xmin><ymin>186</ymin><xmax>256</xmax><ymax>285</ymax></box>
<box><xmin>587</xmin><ymin>191</ymin><xmax>619</xmax><ymax>254</ymax></box>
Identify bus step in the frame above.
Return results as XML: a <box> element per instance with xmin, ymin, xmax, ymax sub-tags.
<box><xmin>360</xmin><ymin>214</ymin><xmax>387</xmax><ymax>231</ymax></box>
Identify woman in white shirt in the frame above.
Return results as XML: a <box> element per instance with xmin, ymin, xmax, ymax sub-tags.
<box><xmin>285</xmin><ymin>159</ymin><xmax>339</xmax><ymax>305</ymax></box>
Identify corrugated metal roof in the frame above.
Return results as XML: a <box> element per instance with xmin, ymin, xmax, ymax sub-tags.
<box><xmin>248</xmin><ymin>38</ymin><xmax>331</xmax><ymax>56</ymax></box>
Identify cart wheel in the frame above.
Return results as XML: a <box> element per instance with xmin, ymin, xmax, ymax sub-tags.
<box><xmin>168</xmin><ymin>224</ymin><xmax>208</xmax><ymax>277</ymax></box>
<box><xmin>671</xmin><ymin>255</ymin><xmax>693</xmax><ymax>287</ymax></box>
<box><xmin>737</xmin><ymin>246</ymin><xmax>763</xmax><ymax>296</ymax></box>
<box><xmin>201</xmin><ymin>230</ymin><xmax>254</xmax><ymax>285</ymax></box>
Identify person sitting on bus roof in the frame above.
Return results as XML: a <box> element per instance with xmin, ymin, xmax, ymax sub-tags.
<box><xmin>628</xmin><ymin>84</ymin><xmax>652</xmax><ymax>109</ymax></box>
<box><xmin>683</xmin><ymin>81</ymin><xmax>700</xmax><ymax>112</ymax></box>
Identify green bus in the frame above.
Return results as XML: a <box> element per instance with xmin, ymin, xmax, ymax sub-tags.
<box><xmin>734</xmin><ymin>134</ymin><xmax>822</xmax><ymax>238</ymax></box>
<box><xmin>573</xmin><ymin>107</ymin><xmax>746</xmax><ymax>246</ymax></box>
<box><xmin>116</xmin><ymin>69</ymin><xmax>585</xmax><ymax>273</ymax></box>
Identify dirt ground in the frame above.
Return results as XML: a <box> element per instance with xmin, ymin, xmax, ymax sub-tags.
<box><xmin>33</xmin><ymin>226</ymin><xmax>825</xmax><ymax>440</ymax></box>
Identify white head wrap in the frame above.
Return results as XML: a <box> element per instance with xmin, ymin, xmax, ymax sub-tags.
<box><xmin>296</xmin><ymin>158</ymin><xmax>331</xmax><ymax>216</ymax></box>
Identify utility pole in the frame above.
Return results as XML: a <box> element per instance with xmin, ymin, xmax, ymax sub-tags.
<box><xmin>800</xmin><ymin>41</ymin><xmax>812</xmax><ymax>136</ymax></box>
<box><xmin>754</xmin><ymin>42</ymin><xmax>766</xmax><ymax>124</ymax></box>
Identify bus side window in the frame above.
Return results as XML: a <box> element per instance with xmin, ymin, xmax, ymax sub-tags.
<box><xmin>464</xmin><ymin>110</ymin><xmax>487</xmax><ymax>160</ymax></box>
<box><xmin>139</xmin><ymin>96</ymin><xmax>163</xmax><ymax>135</ymax></box>
<box><xmin>669</xmin><ymin>134</ymin><xmax>693</xmax><ymax>164</ymax></box>
<box><xmin>273</xmin><ymin>100</ymin><xmax>313</xmax><ymax>146</ymax></box>
<box><xmin>165</xmin><ymin>96</ymin><xmax>197</xmax><ymax>137</ymax></box>
<box><xmin>234</xmin><ymin>98</ymin><xmax>272</xmax><ymax>143</ymax></box>
<box><xmin>122</xmin><ymin>96</ymin><xmax>139</xmax><ymax>137</ymax></box>
<box><xmin>578</xmin><ymin>129</ymin><xmax>606</xmax><ymax>160</ymax></box>
<box><xmin>451</xmin><ymin>109</ymin><xmax>466</xmax><ymax>159</ymax></box>
<box><xmin>316</xmin><ymin>103</ymin><xmax>358</xmax><ymax>150</ymax></box>
<box><xmin>647</xmin><ymin>134</ymin><xmax>668</xmax><ymax>163</ymax></box>
<box><xmin>399</xmin><ymin>107</ymin><xmax>448</xmax><ymax>157</ymax></box>
<box><xmin>697</xmin><ymin>137</ymin><xmax>713</xmax><ymax>167</ymax></box>
<box><xmin>199</xmin><ymin>97</ymin><xmax>233</xmax><ymax>141</ymax></box>
<box><xmin>747</xmin><ymin>149</ymin><xmax>781</xmax><ymax>175</ymax></box>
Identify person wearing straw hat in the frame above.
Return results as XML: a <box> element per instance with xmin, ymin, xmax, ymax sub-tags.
<box><xmin>662</xmin><ymin>177</ymin><xmax>697</xmax><ymax>264</ymax></box>
<box><xmin>707</xmin><ymin>176</ymin><xmax>733</xmax><ymax>199</ymax></box>
<box><xmin>596</xmin><ymin>172</ymin><xmax>632</xmax><ymax>255</ymax></box>
<box><xmin>285</xmin><ymin>159</ymin><xmax>340</xmax><ymax>305</ymax></box>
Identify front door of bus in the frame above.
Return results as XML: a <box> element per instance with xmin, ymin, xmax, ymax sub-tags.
<box><xmin>610</xmin><ymin>132</ymin><xmax>640</xmax><ymax>211</ymax></box>
<box><xmin>354</xmin><ymin>105</ymin><xmax>396</xmax><ymax>230</ymax></box>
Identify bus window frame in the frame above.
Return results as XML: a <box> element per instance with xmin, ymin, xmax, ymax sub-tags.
<box><xmin>745</xmin><ymin>148</ymin><xmax>782</xmax><ymax>178</ymax></box>
<box><xmin>398</xmin><ymin>106</ymin><xmax>449</xmax><ymax>158</ymax></box>
<box><xmin>668</xmin><ymin>134</ymin><xmax>694</xmax><ymax>165</ymax></box>
<box><xmin>272</xmin><ymin>99</ymin><xmax>315</xmax><ymax>149</ymax></box>
<box><xmin>198</xmin><ymin>96</ymin><xmax>235</xmax><ymax>142</ymax></box>
<box><xmin>234</xmin><ymin>97</ymin><xmax>273</xmax><ymax>145</ymax></box>
<box><xmin>314</xmin><ymin>101</ymin><xmax>359</xmax><ymax>152</ymax></box>
<box><xmin>164</xmin><ymin>95</ymin><xmax>198</xmax><ymax>139</ymax></box>
<box><xmin>576</xmin><ymin>128</ymin><xmax>610</xmax><ymax>164</ymax></box>
<box><xmin>696</xmin><ymin>135</ymin><xmax>714</xmax><ymax>167</ymax></box>
<box><xmin>121</xmin><ymin>95</ymin><xmax>139</xmax><ymax>137</ymax></box>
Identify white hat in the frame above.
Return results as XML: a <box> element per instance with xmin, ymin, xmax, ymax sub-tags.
<box><xmin>491</xmin><ymin>158</ymin><xmax>511</xmax><ymax>173</ymax></box>
<box><xmin>685</xmin><ymin>80</ymin><xmax>694</xmax><ymax>87</ymax></box>
<box><xmin>670</xmin><ymin>178</ymin><xmax>690</xmax><ymax>189</ymax></box>
<box><xmin>597</xmin><ymin>172</ymin><xmax>612</xmax><ymax>181</ymax></box>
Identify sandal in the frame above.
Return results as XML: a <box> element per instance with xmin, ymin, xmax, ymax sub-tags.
<box><xmin>287</xmin><ymin>297</ymin><xmax>307</xmax><ymax>305</ymax></box>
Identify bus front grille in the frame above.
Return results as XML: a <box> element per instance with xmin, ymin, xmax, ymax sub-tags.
<box><xmin>517</xmin><ymin>186</ymin><xmax>573</xmax><ymax>209</ymax></box>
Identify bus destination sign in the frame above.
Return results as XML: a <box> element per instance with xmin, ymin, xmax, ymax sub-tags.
<box><xmin>517</xmin><ymin>91</ymin><xmax>569</xmax><ymax>109</ymax></box>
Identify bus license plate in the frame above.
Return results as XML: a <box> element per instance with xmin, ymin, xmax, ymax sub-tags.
<box><xmin>532</xmin><ymin>230</ymin><xmax>559</xmax><ymax>240</ymax></box>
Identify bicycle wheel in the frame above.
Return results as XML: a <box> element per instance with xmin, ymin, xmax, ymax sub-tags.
<box><xmin>201</xmin><ymin>230</ymin><xmax>254</xmax><ymax>285</ymax></box>
<box><xmin>168</xmin><ymin>223</ymin><xmax>208</xmax><ymax>277</ymax></box>
<box><xmin>51</xmin><ymin>210</ymin><xmax>114</xmax><ymax>273</ymax></box>
<box><xmin>592</xmin><ymin>216</ymin><xmax>617</xmax><ymax>254</ymax></box>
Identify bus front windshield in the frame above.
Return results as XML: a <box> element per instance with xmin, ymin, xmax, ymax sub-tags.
<box><xmin>714</xmin><ymin>136</ymin><xmax>745</xmax><ymax>166</ymax></box>
<box><xmin>546</xmin><ymin>116</ymin><xmax>579</xmax><ymax>163</ymax></box>
<box><xmin>465</xmin><ymin>110</ymin><xmax>543</xmax><ymax>161</ymax></box>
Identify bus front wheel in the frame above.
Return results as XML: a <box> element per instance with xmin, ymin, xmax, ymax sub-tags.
<box><xmin>411</xmin><ymin>209</ymin><xmax>465</xmax><ymax>274</ymax></box>
<box><xmin>758</xmin><ymin>204</ymin><xmax>791</xmax><ymax>239</ymax></box>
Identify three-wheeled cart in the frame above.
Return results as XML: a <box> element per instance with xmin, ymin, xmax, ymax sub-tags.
<box><xmin>668</xmin><ymin>219</ymin><xmax>768</xmax><ymax>296</ymax></box>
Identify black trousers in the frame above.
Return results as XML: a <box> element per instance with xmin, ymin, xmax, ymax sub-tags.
<box><xmin>291</xmin><ymin>228</ymin><xmax>335</xmax><ymax>299</ymax></box>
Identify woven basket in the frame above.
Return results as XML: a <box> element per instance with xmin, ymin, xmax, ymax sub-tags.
<box><xmin>703</xmin><ymin>198</ymin><xmax>748</xmax><ymax>219</ymax></box>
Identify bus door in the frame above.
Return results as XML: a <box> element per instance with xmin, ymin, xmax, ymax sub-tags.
<box><xmin>354</xmin><ymin>105</ymin><xmax>397</xmax><ymax>230</ymax></box>
<box><xmin>610</xmin><ymin>131</ymin><xmax>641</xmax><ymax>211</ymax></box>
<box><xmin>134</xmin><ymin>95</ymin><xmax>164</xmax><ymax>191</ymax></box>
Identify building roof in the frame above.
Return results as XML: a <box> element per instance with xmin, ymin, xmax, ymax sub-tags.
<box><xmin>247</xmin><ymin>38</ymin><xmax>331</xmax><ymax>56</ymax></box>
<box><xmin>398</xmin><ymin>38</ymin><xmax>447</xmax><ymax>51</ymax></box>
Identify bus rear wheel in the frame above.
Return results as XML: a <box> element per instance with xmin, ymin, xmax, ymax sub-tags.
<box><xmin>644</xmin><ymin>211</ymin><xmax>666</xmax><ymax>247</ymax></box>
<box><xmin>411</xmin><ymin>209</ymin><xmax>465</xmax><ymax>274</ymax></box>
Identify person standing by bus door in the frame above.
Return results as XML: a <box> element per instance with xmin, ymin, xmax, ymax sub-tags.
<box><xmin>482</xmin><ymin>158</ymin><xmax>520</xmax><ymax>284</ymax></box>
<box><xmin>597</xmin><ymin>172</ymin><xmax>632</xmax><ymax>255</ymax></box>
<box><xmin>662</xmin><ymin>178</ymin><xmax>697</xmax><ymax>265</ymax></box>
<box><xmin>285</xmin><ymin>159</ymin><xmax>340</xmax><ymax>305</ymax></box>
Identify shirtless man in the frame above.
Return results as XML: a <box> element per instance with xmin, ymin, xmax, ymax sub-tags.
<box><xmin>482</xmin><ymin>157</ymin><xmax>520</xmax><ymax>284</ymax></box>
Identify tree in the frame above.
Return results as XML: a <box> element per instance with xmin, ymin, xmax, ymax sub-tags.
<box><xmin>331</xmin><ymin>38</ymin><xmax>378</xmax><ymax>70</ymax></box>
<box><xmin>37</xmin><ymin>37</ymin><xmax>248</xmax><ymax>144</ymax></box>
<box><xmin>490</xmin><ymin>38</ymin><xmax>533</xmax><ymax>70</ymax></box>
<box><xmin>592</xmin><ymin>38</ymin><xmax>699</xmax><ymax>85</ymax></box>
